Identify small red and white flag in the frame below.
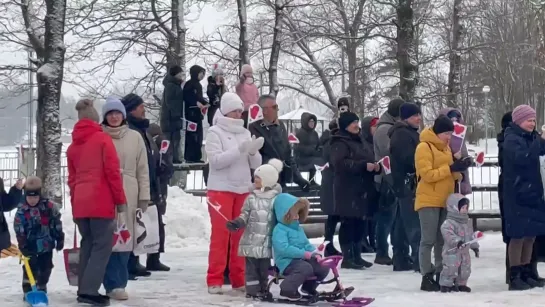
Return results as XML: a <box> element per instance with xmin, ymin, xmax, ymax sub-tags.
<box><xmin>206</xmin><ymin>199</ymin><xmax>229</xmax><ymax>221</ymax></box>
<box><xmin>247</xmin><ymin>104</ymin><xmax>263</xmax><ymax>124</ymax></box>
<box><xmin>288</xmin><ymin>133</ymin><xmax>299</xmax><ymax>144</ymax></box>
<box><xmin>160</xmin><ymin>140</ymin><xmax>170</xmax><ymax>154</ymax></box>
<box><xmin>475</xmin><ymin>151</ymin><xmax>485</xmax><ymax>167</ymax></box>
<box><xmin>201</xmin><ymin>105</ymin><xmax>209</xmax><ymax>116</ymax></box>
<box><xmin>379</xmin><ymin>156</ymin><xmax>391</xmax><ymax>174</ymax></box>
<box><xmin>314</xmin><ymin>163</ymin><xmax>329</xmax><ymax>171</ymax></box>
<box><xmin>453</xmin><ymin>122</ymin><xmax>467</xmax><ymax>139</ymax></box>
<box><xmin>186</xmin><ymin>120</ymin><xmax>198</xmax><ymax>132</ymax></box>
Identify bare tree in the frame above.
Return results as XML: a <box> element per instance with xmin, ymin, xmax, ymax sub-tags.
<box><xmin>446</xmin><ymin>0</ymin><xmax>463</xmax><ymax>108</ymax></box>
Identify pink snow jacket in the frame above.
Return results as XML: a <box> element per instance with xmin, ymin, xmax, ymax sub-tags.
<box><xmin>236</xmin><ymin>82</ymin><xmax>259</xmax><ymax>111</ymax></box>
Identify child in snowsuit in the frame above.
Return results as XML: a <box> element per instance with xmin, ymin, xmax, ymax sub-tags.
<box><xmin>13</xmin><ymin>176</ymin><xmax>64</xmax><ymax>296</ymax></box>
<box><xmin>226</xmin><ymin>159</ymin><xmax>283</xmax><ymax>299</ymax></box>
<box><xmin>439</xmin><ymin>193</ymin><xmax>479</xmax><ymax>292</ymax></box>
<box><xmin>272</xmin><ymin>193</ymin><xmax>330</xmax><ymax>300</ymax></box>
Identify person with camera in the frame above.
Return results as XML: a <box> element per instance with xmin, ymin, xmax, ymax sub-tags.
<box><xmin>207</xmin><ymin>66</ymin><xmax>227</xmax><ymax>126</ymax></box>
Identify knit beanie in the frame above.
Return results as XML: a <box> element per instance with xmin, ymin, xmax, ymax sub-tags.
<box><xmin>338</xmin><ymin>111</ymin><xmax>359</xmax><ymax>131</ymax></box>
<box><xmin>337</xmin><ymin>97</ymin><xmax>350</xmax><ymax>109</ymax></box>
<box><xmin>241</xmin><ymin>64</ymin><xmax>253</xmax><ymax>77</ymax></box>
<box><xmin>446</xmin><ymin>109</ymin><xmax>462</xmax><ymax>120</ymax></box>
<box><xmin>399</xmin><ymin>103</ymin><xmax>421</xmax><ymax>120</ymax></box>
<box><xmin>75</xmin><ymin>99</ymin><xmax>100</xmax><ymax>123</ymax></box>
<box><xmin>254</xmin><ymin>159</ymin><xmax>284</xmax><ymax>189</ymax></box>
<box><xmin>387</xmin><ymin>98</ymin><xmax>405</xmax><ymax>118</ymax></box>
<box><xmin>432</xmin><ymin>115</ymin><xmax>455</xmax><ymax>135</ymax></box>
<box><xmin>121</xmin><ymin>93</ymin><xmax>144</xmax><ymax>113</ymax></box>
<box><xmin>220</xmin><ymin>92</ymin><xmax>244</xmax><ymax>115</ymax></box>
<box><xmin>169</xmin><ymin>65</ymin><xmax>182</xmax><ymax>77</ymax></box>
<box><xmin>512</xmin><ymin>105</ymin><xmax>536</xmax><ymax>126</ymax></box>
<box><xmin>458</xmin><ymin>197</ymin><xmax>470</xmax><ymax>212</ymax></box>
<box><xmin>24</xmin><ymin>176</ymin><xmax>42</xmax><ymax>196</ymax></box>
<box><xmin>102</xmin><ymin>96</ymin><xmax>127</xmax><ymax>120</ymax></box>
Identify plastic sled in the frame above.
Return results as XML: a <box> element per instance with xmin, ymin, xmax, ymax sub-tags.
<box><xmin>266</xmin><ymin>256</ymin><xmax>374</xmax><ymax>306</ymax></box>
<box><xmin>21</xmin><ymin>256</ymin><xmax>49</xmax><ymax>307</ymax></box>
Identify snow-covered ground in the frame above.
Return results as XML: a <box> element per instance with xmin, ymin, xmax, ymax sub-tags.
<box><xmin>1</xmin><ymin>186</ymin><xmax>542</xmax><ymax>306</ymax></box>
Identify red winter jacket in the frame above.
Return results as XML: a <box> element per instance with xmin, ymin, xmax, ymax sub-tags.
<box><xmin>67</xmin><ymin>119</ymin><xmax>126</xmax><ymax>219</ymax></box>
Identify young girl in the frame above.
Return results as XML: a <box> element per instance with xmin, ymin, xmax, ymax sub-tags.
<box><xmin>439</xmin><ymin>194</ymin><xmax>479</xmax><ymax>293</ymax></box>
<box><xmin>226</xmin><ymin>159</ymin><xmax>283</xmax><ymax>299</ymax></box>
<box><xmin>272</xmin><ymin>193</ymin><xmax>330</xmax><ymax>301</ymax></box>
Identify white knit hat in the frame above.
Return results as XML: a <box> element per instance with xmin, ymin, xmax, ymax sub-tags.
<box><xmin>220</xmin><ymin>92</ymin><xmax>244</xmax><ymax>115</ymax></box>
<box><xmin>254</xmin><ymin>159</ymin><xmax>283</xmax><ymax>188</ymax></box>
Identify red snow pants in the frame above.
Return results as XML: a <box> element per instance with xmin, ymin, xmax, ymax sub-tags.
<box><xmin>207</xmin><ymin>190</ymin><xmax>248</xmax><ymax>288</ymax></box>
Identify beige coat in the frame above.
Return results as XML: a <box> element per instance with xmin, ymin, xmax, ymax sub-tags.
<box><xmin>103</xmin><ymin>124</ymin><xmax>151</xmax><ymax>252</ymax></box>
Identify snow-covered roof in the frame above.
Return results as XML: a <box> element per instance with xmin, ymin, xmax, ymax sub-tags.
<box><xmin>279</xmin><ymin>106</ymin><xmax>328</xmax><ymax>121</ymax></box>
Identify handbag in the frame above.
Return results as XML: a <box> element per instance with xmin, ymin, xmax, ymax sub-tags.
<box><xmin>133</xmin><ymin>206</ymin><xmax>160</xmax><ymax>255</ymax></box>
<box><xmin>63</xmin><ymin>225</ymin><xmax>80</xmax><ymax>286</ymax></box>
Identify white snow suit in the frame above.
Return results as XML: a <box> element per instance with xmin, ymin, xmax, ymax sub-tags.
<box><xmin>439</xmin><ymin>193</ymin><xmax>479</xmax><ymax>287</ymax></box>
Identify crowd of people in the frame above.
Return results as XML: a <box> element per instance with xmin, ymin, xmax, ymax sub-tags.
<box><xmin>2</xmin><ymin>61</ymin><xmax>545</xmax><ymax>306</ymax></box>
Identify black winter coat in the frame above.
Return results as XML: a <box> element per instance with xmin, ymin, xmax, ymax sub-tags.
<box><xmin>160</xmin><ymin>74</ymin><xmax>184</xmax><ymax>133</ymax></box>
<box><xmin>502</xmin><ymin>123</ymin><xmax>545</xmax><ymax>239</ymax></box>
<box><xmin>295</xmin><ymin>112</ymin><xmax>323</xmax><ymax>171</ymax></box>
<box><xmin>149</xmin><ymin>131</ymin><xmax>174</xmax><ymax>215</ymax></box>
<box><xmin>0</xmin><ymin>180</ymin><xmax>23</xmax><ymax>250</ymax></box>
<box><xmin>330</xmin><ymin>119</ymin><xmax>380</xmax><ymax>218</ymax></box>
<box><xmin>183</xmin><ymin>65</ymin><xmax>207</xmax><ymax>110</ymax></box>
<box><xmin>388</xmin><ymin>121</ymin><xmax>420</xmax><ymax>198</ymax></box>
<box><xmin>249</xmin><ymin>119</ymin><xmax>307</xmax><ymax>188</ymax></box>
<box><xmin>319</xmin><ymin>128</ymin><xmax>336</xmax><ymax>215</ymax></box>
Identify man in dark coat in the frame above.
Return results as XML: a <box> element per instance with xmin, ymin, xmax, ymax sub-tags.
<box><xmin>0</xmin><ymin>178</ymin><xmax>23</xmax><ymax>251</ymax></box>
<box><xmin>248</xmin><ymin>94</ymin><xmax>309</xmax><ymax>190</ymax></box>
<box><xmin>183</xmin><ymin>65</ymin><xmax>207</xmax><ymax>163</ymax></box>
<box><xmin>360</xmin><ymin>116</ymin><xmax>379</xmax><ymax>254</ymax></box>
<box><xmin>330</xmin><ymin>113</ymin><xmax>381</xmax><ymax>269</ymax></box>
<box><xmin>148</xmin><ymin>123</ymin><xmax>174</xmax><ymax>216</ymax></box>
<box><xmin>122</xmin><ymin>93</ymin><xmax>170</xmax><ymax>277</ymax></box>
<box><xmin>206</xmin><ymin>67</ymin><xmax>227</xmax><ymax>126</ymax></box>
<box><xmin>388</xmin><ymin>102</ymin><xmax>422</xmax><ymax>271</ymax></box>
<box><xmin>160</xmin><ymin>65</ymin><xmax>184</xmax><ymax>163</ymax></box>
<box><xmin>294</xmin><ymin>112</ymin><xmax>322</xmax><ymax>184</ymax></box>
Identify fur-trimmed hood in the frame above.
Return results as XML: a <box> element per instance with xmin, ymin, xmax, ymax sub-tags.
<box><xmin>273</xmin><ymin>193</ymin><xmax>309</xmax><ymax>229</ymax></box>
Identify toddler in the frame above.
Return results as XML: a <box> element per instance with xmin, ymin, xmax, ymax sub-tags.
<box><xmin>13</xmin><ymin>176</ymin><xmax>64</xmax><ymax>297</ymax></box>
<box><xmin>439</xmin><ymin>193</ymin><xmax>479</xmax><ymax>292</ymax></box>
<box><xmin>226</xmin><ymin>159</ymin><xmax>283</xmax><ymax>299</ymax></box>
<box><xmin>272</xmin><ymin>193</ymin><xmax>330</xmax><ymax>301</ymax></box>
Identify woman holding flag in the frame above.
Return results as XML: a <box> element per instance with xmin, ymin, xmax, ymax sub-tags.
<box><xmin>204</xmin><ymin>92</ymin><xmax>264</xmax><ymax>295</ymax></box>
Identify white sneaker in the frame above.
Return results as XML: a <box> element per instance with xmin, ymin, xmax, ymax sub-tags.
<box><xmin>108</xmin><ymin>288</ymin><xmax>129</xmax><ymax>300</ymax></box>
<box><xmin>208</xmin><ymin>286</ymin><xmax>223</xmax><ymax>295</ymax></box>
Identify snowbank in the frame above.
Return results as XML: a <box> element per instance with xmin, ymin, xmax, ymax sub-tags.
<box><xmin>163</xmin><ymin>186</ymin><xmax>211</xmax><ymax>249</ymax></box>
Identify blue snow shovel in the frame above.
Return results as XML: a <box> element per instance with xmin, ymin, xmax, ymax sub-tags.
<box><xmin>21</xmin><ymin>255</ymin><xmax>49</xmax><ymax>307</ymax></box>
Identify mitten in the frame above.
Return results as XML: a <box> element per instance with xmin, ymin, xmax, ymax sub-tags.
<box><xmin>116</xmin><ymin>204</ymin><xmax>127</xmax><ymax>213</ymax></box>
<box><xmin>238</xmin><ymin>140</ymin><xmax>252</xmax><ymax>154</ymax></box>
<box><xmin>450</xmin><ymin>160</ymin><xmax>470</xmax><ymax>172</ymax></box>
<box><xmin>456</xmin><ymin>241</ymin><xmax>464</xmax><ymax>249</ymax></box>
<box><xmin>472</xmin><ymin>248</ymin><xmax>480</xmax><ymax>258</ymax></box>
<box><xmin>226</xmin><ymin>219</ymin><xmax>242</xmax><ymax>232</ymax></box>
<box><xmin>249</xmin><ymin>136</ymin><xmax>265</xmax><ymax>155</ymax></box>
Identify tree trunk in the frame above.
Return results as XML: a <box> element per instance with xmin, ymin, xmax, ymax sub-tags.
<box><xmin>396</xmin><ymin>0</ymin><xmax>417</xmax><ymax>101</ymax></box>
<box><xmin>446</xmin><ymin>0</ymin><xmax>463</xmax><ymax>108</ymax></box>
<box><xmin>237</xmin><ymin>0</ymin><xmax>249</xmax><ymax>71</ymax></box>
<box><xmin>35</xmin><ymin>0</ymin><xmax>66</xmax><ymax>205</ymax></box>
<box><xmin>268</xmin><ymin>0</ymin><xmax>283</xmax><ymax>97</ymax></box>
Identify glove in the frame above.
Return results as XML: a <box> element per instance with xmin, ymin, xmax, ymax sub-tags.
<box><xmin>450</xmin><ymin>158</ymin><xmax>471</xmax><ymax>172</ymax></box>
<box><xmin>300</xmin><ymin>181</ymin><xmax>310</xmax><ymax>192</ymax></box>
<box><xmin>238</xmin><ymin>140</ymin><xmax>252</xmax><ymax>154</ymax></box>
<box><xmin>56</xmin><ymin>239</ymin><xmax>64</xmax><ymax>251</ymax></box>
<box><xmin>472</xmin><ymin>247</ymin><xmax>480</xmax><ymax>258</ymax></box>
<box><xmin>226</xmin><ymin>219</ymin><xmax>242</xmax><ymax>232</ymax></box>
<box><xmin>138</xmin><ymin>200</ymin><xmax>149</xmax><ymax>212</ymax></box>
<box><xmin>456</xmin><ymin>241</ymin><xmax>464</xmax><ymax>249</ymax></box>
<box><xmin>116</xmin><ymin>204</ymin><xmax>127</xmax><ymax>213</ymax></box>
<box><xmin>248</xmin><ymin>136</ymin><xmax>265</xmax><ymax>155</ymax></box>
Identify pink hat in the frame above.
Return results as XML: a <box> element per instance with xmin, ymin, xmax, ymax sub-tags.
<box><xmin>512</xmin><ymin>105</ymin><xmax>536</xmax><ymax>125</ymax></box>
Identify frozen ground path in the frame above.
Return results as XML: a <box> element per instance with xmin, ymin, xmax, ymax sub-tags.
<box><xmin>1</xmin><ymin>233</ymin><xmax>545</xmax><ymax>306</ymax></box>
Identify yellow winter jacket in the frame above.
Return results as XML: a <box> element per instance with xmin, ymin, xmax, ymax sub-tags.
<box><xmin>414</xmin><ymin>128</ymin><xmax>462</xmax><ymax>211</ymax></box>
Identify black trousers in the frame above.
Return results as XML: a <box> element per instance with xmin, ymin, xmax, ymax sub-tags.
<box><xmin>22</xmin><ymin>252</ymin><xmax>53</xmax><ymax>293</ymax></box>
<box><xmin>184</xmin><ymin>108</ymin><xmax>203</xmax><ymax>162</ymax></box>
<box><xmin>339</xmin><ymin>217</ymin><xmax>365</xmax><ymax>246</ymax></box>
<box><xmin>207</xmin><ymin>105</ymin><xmax>219</xmax><ymax>126</ymax></box>
<box><xmin>166</xmin><ymin>128</ymin><xmax>182</xmax><ymax>163</ymax></box>
<box><xmin>325</xmin><ymin>215</ymin><xmax>340</xmax><ymax>242</ymax></box>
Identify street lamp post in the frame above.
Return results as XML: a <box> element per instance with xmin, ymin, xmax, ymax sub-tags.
<box><xmin>482</xmin><ymin>85</ymin><xmax>490</xmax><ymax>154</ymax></box>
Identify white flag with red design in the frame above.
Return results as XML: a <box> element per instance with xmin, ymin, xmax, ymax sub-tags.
<box><xmin>160</xmin><ymin>140</ymin><xmax>170</xmax><ymax>154</ymax></box>
<box><xmin>453</xmin><ymin>122</ymin><xmax>467</xmax><ymax>139</ymax></box>
<box><xmin>379</xmin><ymin>156</ymin><xmax>391</xmax><ymax>174</ymax></box>
<box><xmin>314</xmin><ymin>163</ymin><xmax>329</xmax><ymax>171</ymax></box>
<box><xmin>474</xmin><ymin>151</ymin><xmax>485</xmax><ymax>167</ymax></box>
<box><xmin>201</xmin><ymin>105</ymin><xmax>209</xmax><ymax>116</ymax></box>
<box><xmin>186</xmin><ymin>120</ymin><xmax>198</xmax><ymax>132</ymax></box>
<box><xmin>247</xmin><ymin>104</ymin><xmax>263</xmax><ymax>124</ymax></box>
<box><xmin>288</xmin><ymin>133</ymin><xmax>299</xmax><ymax>144</ymax></box>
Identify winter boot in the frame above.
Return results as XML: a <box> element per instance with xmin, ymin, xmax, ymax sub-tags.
<box><xmin>361</xmin><ymin>239</ymin><xmax>375</xmax><ymax>254</ymax></box>
<box><xmin>279</xmin><ymin>289</ymin><xmax>302</xmax><ymax>301</ymax></box>
<box><xmin>129</xmin><ymin>255</ymin><xmax>151</xmax><ymax>277</ymax></box>
<box><xmin>374</xmin><ymin>255</ymin><xmax>393</xmax><ymax>266</ymax></box>
<box><xmin>107</xmin><ymin>288</ymin><xmax>129</xmax><ymax>300</ymax></box>
<box><xmin>146</xmin><ymin>253</ymin><xmax>171</xmax><ymax>272</ymax></box>
<box><xmin>392</xmin><ymin>256</ymin><xmax>412</xmax><ymax>272</ymax></box>
<box><xmin>457</xmin><ymin>285</ymin><xmax>471</xmax><ymax>292</ymax></box>
<box><xmin>521</xmin><ymin>264</ymin><xmax>544</xmax><ymax>288</ymax></box>
<box><xmin>77</xmin><ymin>294</ymin><xmax>111</xmax><ymax>306</ymax></box>
<box><xmin>352</xmin><ymin>243</ymin><xmax>373</xmax><ymax>268</ymax></box>
<box><xmin>208</xmin><ymin>286</ymin><xmax>223</xmax><ymax>295</ymax></box>
<box><xmin>420</xmin><ymin>273</ymin><xmax>440</xmax><ymax>292</ymax></box>
<box><xmin>340</xmin><ymin>244</ymin><xmax>365</xmax><ymax>270</ymax></box>
<box><xmin>324</xmin><ymin>243</ymin><xmax>342</xmax><ymax>257</ymax></box>
<box><xmin>509</xmin><ymin>266</ymin><xmax>532</xmax><ymax>291</ymax></box>
<box><xmin>530</xmin><ymin>261</ymin><xmax>545</xmax><ymax>286</ymax></box>
<box><xmin>440</xmin><ymin>286</ymin><xmax>453</xmax><ymax>293</ymax></box>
